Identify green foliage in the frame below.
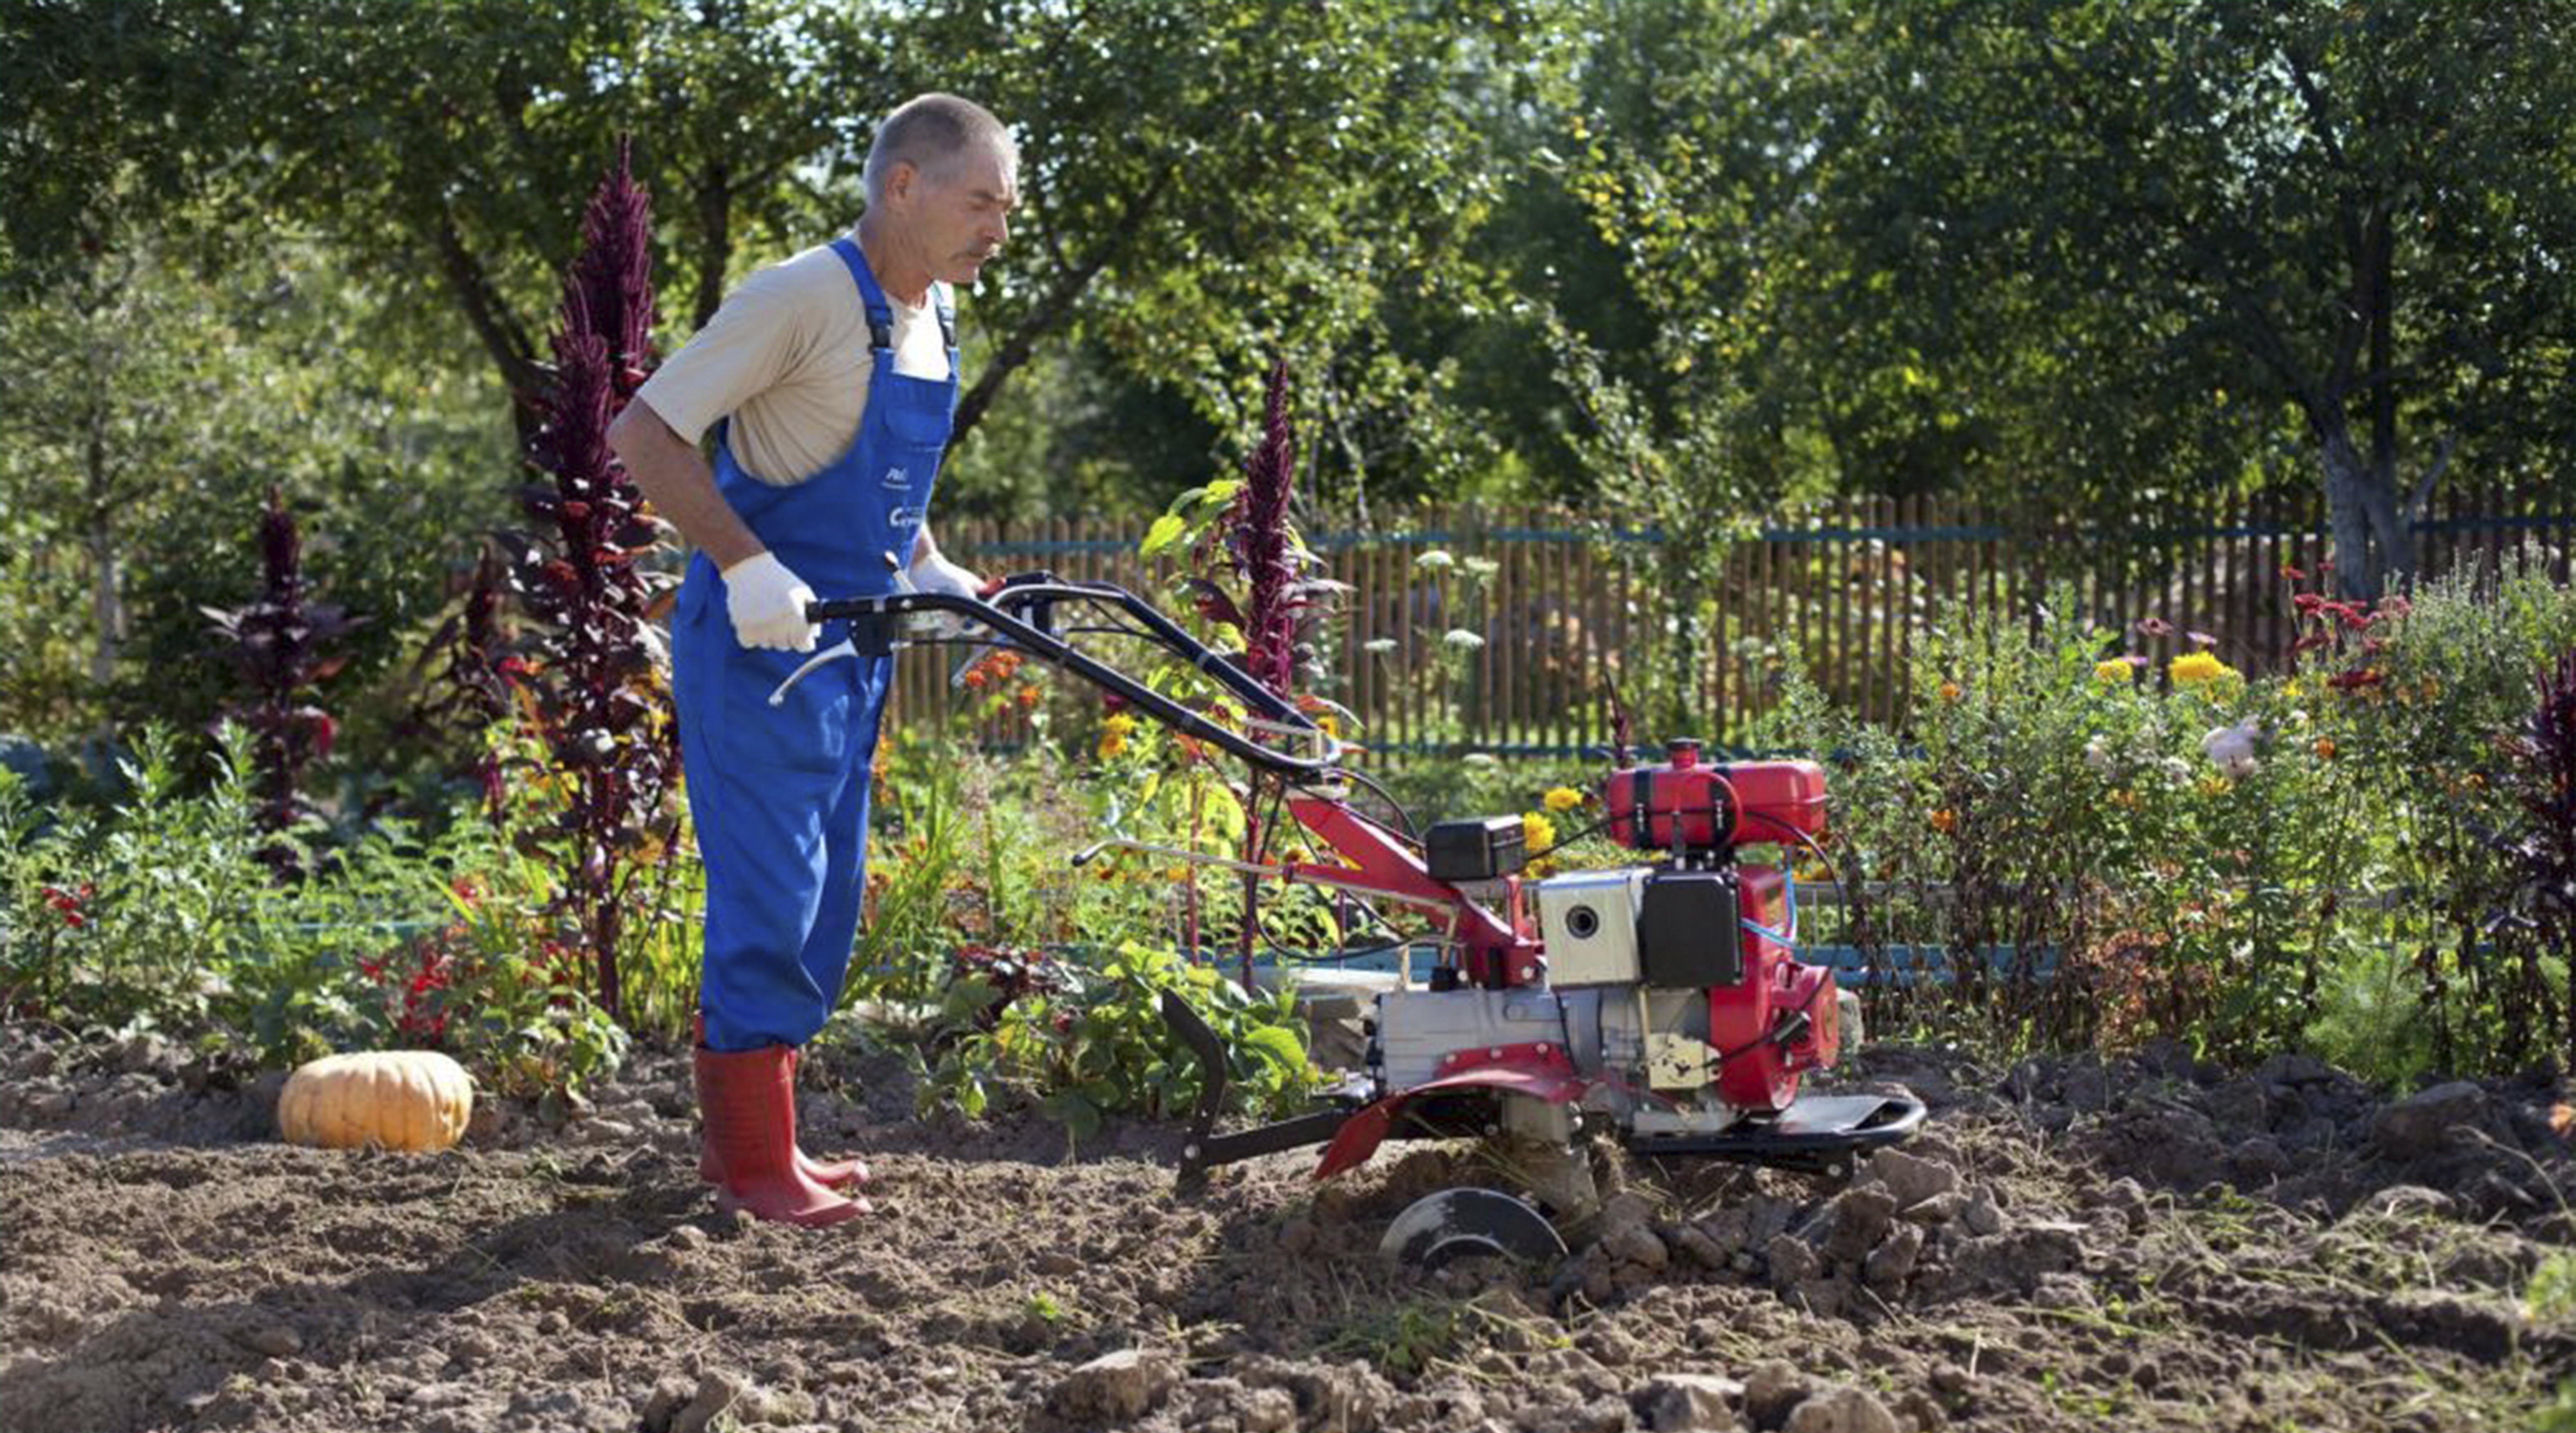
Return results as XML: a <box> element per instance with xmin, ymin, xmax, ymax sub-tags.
<box><xmin>1774</xmin><ymin>557</ymin><xmax>2576</xmax><ymax>1080</ymax></box>
<box><xmin>0</xmin><ymin>721</ymin><xmax>634</xmax><ymax>1093</ymax></box>
<box><xmin>911</xmin><ymin>942</ymin><xmax>1319</xmax><ymax>1143</ymax></box>
<box><xmin>0</xmin><ymin>725</ymin><xmax>272</xmax><ymax>1038</ymax></box>
<box><xmin>2531</xmin><ymin>1252</ymin><xmax>2576</xmax><ymax>1432</ymax></box>
<box><xmin>1555</xmin><ymin>0</ymin><xmax>2576</xmax><ymax>591</ymax></box>
<box><xmin>0</xmin><ymin>236</ymin><xmax>509</xmax><ymax>756</ymax></box>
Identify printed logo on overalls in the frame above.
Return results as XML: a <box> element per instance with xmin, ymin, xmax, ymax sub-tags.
<box><xmin>889</xmin><ymin>505</ymin><xmax>922</xmax><ymax>529</ymax></box>
<box><xmin>882</xmin><ymin>465</ymin><xmax>911</xmax><ymax>491</ymax></box>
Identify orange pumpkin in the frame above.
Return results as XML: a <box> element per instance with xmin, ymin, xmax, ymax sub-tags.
<box><xmin>278</xmin><ymin>1051</ymin><xmax>474</xmax><ymax>1152</ymax></box>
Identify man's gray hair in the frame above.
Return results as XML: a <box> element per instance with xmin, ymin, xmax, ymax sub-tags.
<box><xmin>862</xmin><ymin>93</ymin><xmax>1016</xmax><ymax>208</ymax></box>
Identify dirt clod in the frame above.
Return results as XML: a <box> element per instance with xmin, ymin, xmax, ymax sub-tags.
<box><xmin>1050</xmin><ymin>1348</ymin><xmax>1181</xmax><ymax>1422</ymax></box>
<box><xmin>2372</xmin><ymin>1080</ymin><xmax>2489</xmax><ymax>1159</ymax></box>
<box><xmin>1781</xmin><ymin>1385</ymin><xmax>1899</xmax><ymax>1433</ymax></box>
<box><xmin>1633</xmin><ymin>1371</ymin><xmax>1743</xmax><ymax>1431</ymax></box>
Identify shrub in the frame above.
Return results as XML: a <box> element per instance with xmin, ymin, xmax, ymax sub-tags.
<box><xmin>1766</xmin><ymin>556</ymin><xmax>2576</xmax><ymax>1078</ymax></box>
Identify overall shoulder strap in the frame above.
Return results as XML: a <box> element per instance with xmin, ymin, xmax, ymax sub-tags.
<box><xmin>828</xmin><ymin>238</ymin><xmax>896</xmax><ymax>352</ymax></box>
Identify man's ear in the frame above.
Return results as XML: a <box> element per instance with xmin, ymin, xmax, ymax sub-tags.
<box><xmin>884</xmin><ymin>159</ymin><xmax>919</xmax><ymax>208</ymax></box>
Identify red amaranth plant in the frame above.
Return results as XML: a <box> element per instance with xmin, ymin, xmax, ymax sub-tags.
<box><xmin>1181</xmin><ymin>361</ymin><xmax>1334</xmax><ymax>698</ymax></box>
<box><xmin>202</xmin><ymin>485</ymin><xmax>362</xmax><ymax>873</ymax></box>
<box><xmin>2496</xmin><ymin>649</ymin><xmax>2576</xmax><ymax>1069</ymax></box>
<box><xmin>415</xmin><ymin>546</ymin><xmax>517</xmax><ymax>821</ymax></box>
<box><xmin>503</xmin><ymin>138</ymin><xmax>683</xmax><ymax>1019</ymax></box>
<box><xmin>1228</xmin><ymin>360</ymin><xmax>1307</xmax><ymax>696</ymax></box>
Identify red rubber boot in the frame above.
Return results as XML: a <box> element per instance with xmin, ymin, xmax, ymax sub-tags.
<box><xmin>693</xmin><ymin>1017</ymin><xmax>868</xmax><ymax>1189</ymax></box>
<box><xmin>694</xmin><ymin>1043</ymin><xmax>869</xmax><ymax>1226</ymax></box>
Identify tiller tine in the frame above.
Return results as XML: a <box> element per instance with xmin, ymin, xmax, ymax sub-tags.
<box><xmin>1161</xmin><ymin>989</ymin><xmax>1357</xmax><ymax>1185</ymax></box>
<box><xmin>1379</xmin><ymin>1187</ymin><xmax>1565</xmax><ymax>1270</ymax></box>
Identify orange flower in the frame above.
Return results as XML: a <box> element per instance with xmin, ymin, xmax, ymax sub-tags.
<box><xmin>1929</xmin><ymin>808</ymin><xmax>1957</xmax><ymax>833</ymax></box>
<box><xmin>2312</xmin><ymin>737</ymin><xmax>2337</xmax><ymax>760</ymax></box>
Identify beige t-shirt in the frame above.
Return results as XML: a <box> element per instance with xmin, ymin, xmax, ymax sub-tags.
<box><xmin>635</xmin><ymin>241</ymin><xmax>953</xmax><ymax>485</ymax></box>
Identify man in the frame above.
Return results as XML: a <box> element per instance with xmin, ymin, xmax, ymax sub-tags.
<box><xmin>609</xmin><ymin>93</ymin><xmax>1016</xmax><ymax>1226</ymax></box>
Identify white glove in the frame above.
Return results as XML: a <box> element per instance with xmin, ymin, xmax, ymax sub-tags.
<box><xmin>906</xmin><ymin>547</ymin><xmax>985</xmax><ymax>599</ymax></box>
<box><xmin>721</xmin><ymin>551</ymin><xmax>818</xmax><ymax>652</ymax></box>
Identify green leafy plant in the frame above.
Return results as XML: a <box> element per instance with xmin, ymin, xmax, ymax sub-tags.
<box><xmin>914</xmin><ymin>941</ymin><xmax>1317</xmax><ymax>1143</ymax></box>
<box><xmin>0</xmin><ymin>726</ymin><xmax>271</xmax><ymax>1037</ymax></box>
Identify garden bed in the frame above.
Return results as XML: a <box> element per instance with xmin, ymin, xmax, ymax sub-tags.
<box><xmin>2</xmin><ymin>1022</ymin><xmax>2568</xmax><ymax>1433</ymax></box>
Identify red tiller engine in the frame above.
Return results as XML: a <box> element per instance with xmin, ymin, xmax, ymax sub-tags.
<box><xmin>1597</xmin><ymin>739</ymin><xmax>1840</xmax><ymax>1111</ymax></box>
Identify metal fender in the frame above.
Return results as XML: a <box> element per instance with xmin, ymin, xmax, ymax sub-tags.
<box><xmin>1314</xmin><ymin>1044</ymin><xmax>1585</xmax><ymax>1180</ymax></box>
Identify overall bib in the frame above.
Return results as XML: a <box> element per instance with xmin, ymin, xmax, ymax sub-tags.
<box><xmin>673</xmin><ymin>238</ymin><xmax>955</xmax><ymax>1053</ymax></box>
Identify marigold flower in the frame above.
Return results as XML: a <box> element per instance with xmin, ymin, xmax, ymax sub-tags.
<box><xmin>1522</xmin><ymin>811</ymin><xmax>1557</xmax><ymax>855</ymax></box>
<box><xmin>2093</xmin><ymin>659</ymin><xmax>2134</xmax><ymax>685</ymax></box>
<box><xmin>2196</xmin><ymin>774</ymin><xmax>2232</xmax><ymax>798</ymax></box>
<box><xmin>1543</xmin><ymin>786</ymin><xmax>1584</xmax><ymax>813</ymax></box>
<box><xmin>2312</xmin><ymin>737</ymin><xmax>2337</xmax><ymax>760</ymax></box>
<box><xmin>2168</xmin><ymin>651</ymin><xmax>2239</xmax><ymax>688</ymax></box>
<box><xmin>1937</xmin><ymin>681</ymin><xmax>1962</xmax><ymax>703</ymax></box>
<box><xmin>1929</xmin><ymin>808</ymin><xmax>1957</xmax><ymax>833</ymax></box>
<box><xmin>1104</xmin><ymin>713</ymin><xmax>1139</xmax><ymax>737</ymax></box>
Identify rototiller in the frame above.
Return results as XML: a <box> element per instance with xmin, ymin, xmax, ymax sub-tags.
<box><xmin>799</xmin><ymin>574</ymin><xmax>1925</xmax><ymax>1262</ymax></box>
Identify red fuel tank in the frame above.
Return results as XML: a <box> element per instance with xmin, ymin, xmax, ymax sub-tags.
<box><xmin>1605</xmin><ymin>742</ymin><xmax>1827</xmax><ymax>852</ymax></box>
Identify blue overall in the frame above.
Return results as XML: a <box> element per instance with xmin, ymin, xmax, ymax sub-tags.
<box><xmin>672</xmin><ymin>238</ymin><xmax>955</xmax><ymax>1053</ymax></box>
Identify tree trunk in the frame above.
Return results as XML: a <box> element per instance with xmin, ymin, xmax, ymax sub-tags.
<box><xmin>2314</xmin><ymin>414</ymin><xmax>2410</xmax><ymax>598</ymax></box>
<box><xmin>82</xmin><ymin>399</ymin><xmax>119</xmax><ymax>696</ymax></box>
<box><xmin>692</xmin><ymin>153</ymin><xmax>732</xmax><ymax>332</ymax></box>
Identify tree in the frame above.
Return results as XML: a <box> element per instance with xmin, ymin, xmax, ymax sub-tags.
<box><xmin>1562</xmin><ymin>0</ymin><xmax>2576</xmax><ymax>595</ymax></box>
<box><xmin>0</xmin><ymin>236</ymin><xmax>508</xmax><ymax>750</ymax></box>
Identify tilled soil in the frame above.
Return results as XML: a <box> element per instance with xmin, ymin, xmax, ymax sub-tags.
<box><xmin>2</xmin><ymin>1022</ymin><xmax>2570</xmax><ymax>1433</ymax></box>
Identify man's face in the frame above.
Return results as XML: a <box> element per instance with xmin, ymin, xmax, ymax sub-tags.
<box><xmin>895</xmin><ymin>142</ymin><xmax>1018</xmax><ymax>287</ymax></box>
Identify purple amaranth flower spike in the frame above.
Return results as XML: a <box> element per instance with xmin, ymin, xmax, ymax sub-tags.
<box><xmin>502</xmin><ymin>136</ymin><xmax>683</xmax><ymax>1018</ymax></box>
<box><xmin>573</xmin><ymin>136</ymin><xmax>658</xmax><ymax>400</ymax></box>
<box><xmin>1228</xmin><ymin>360</ymin><xmax>1305</xmax><ymax>697</ymax></box>
<box><xmin>203</xmin><ymin>485</ymin><xmax>363</xmax><ymax>874</ymax></box>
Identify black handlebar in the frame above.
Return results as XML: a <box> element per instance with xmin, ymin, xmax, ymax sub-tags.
<box><xmin>806</xmin><ymin>574</ymin><xmax>1339</xmax><ymax>778</ymax></box>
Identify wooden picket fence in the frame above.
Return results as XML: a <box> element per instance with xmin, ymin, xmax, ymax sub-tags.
<box><xmin>888</xmin><ymin>484</ymin><xmax>2574</xmax><ymax>757</ymax></box>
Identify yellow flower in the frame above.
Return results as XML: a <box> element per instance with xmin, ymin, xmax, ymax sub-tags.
<box><xmin>2312</xmin><ymin>737</ymin><xmax>2337</xmax><ymax>760</ymax></box>
<box><xmin>1104</xmin><ymin>713</ymin><xmax>1139</xmax><ymax>736</ymax></box>
<box><xmin>2196</xmin><ymin>774</ymin><xmax>2232</xmax><ymax>798</ymax></box>
<box><xmin>2168</xmin><ymin>651</ymin><xmax>2241</xmax><ymax>688</ymax></box>
<box><xmin>1938</xmin><ymin>681</ymin><xmax>1963</xmax><ymax>703</ymax></box>
<box><xmin>2108</xmin><ymin>788</ymin><xmax>2140</xmax><ymax>811</ymax></box>
<box><xmin>1929</xmin><ymin>808</ymin><xmax>1956</xmax><ymax>834</ymax></box>
<box><xmin>1098</xmin><ymin>732</ymin><xmax>1128</xmax><ymax>759</ymax></box>
<box><xmin>1543</xmin><ymin>786</ymin><xmax>1584</xmax><ymax>813</ymax></box>
<box><xmin>2094</xmin><ymin>659</ymin><xmax>2135</xmax><ymax>685</ymax></box>
<box><xmin>1521</xmin><ymin>811</ymin><xmax>1557</xmax><ymax>856</ymax></box>
<box><xmin>1314</xmin><ymin>712</ymin><xmax>1339</xmax><ymax>738</ymax></box>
